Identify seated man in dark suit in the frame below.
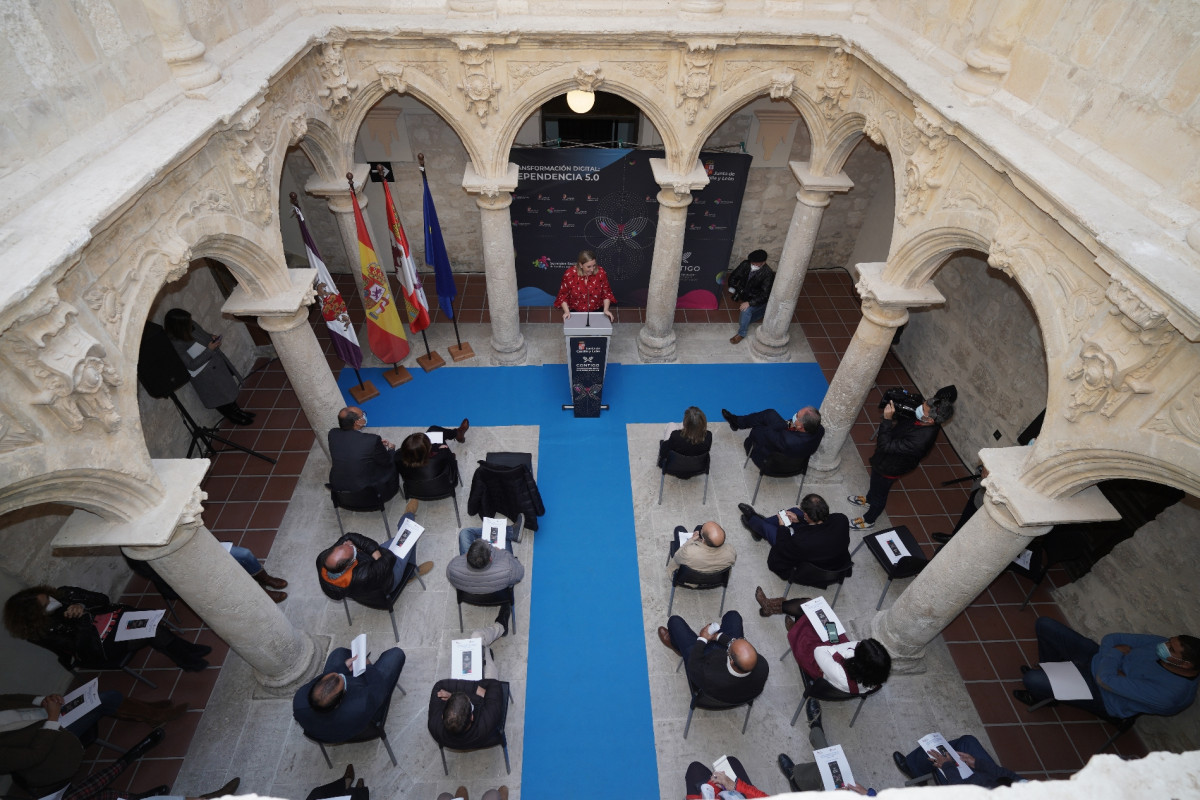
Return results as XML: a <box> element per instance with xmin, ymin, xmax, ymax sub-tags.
<box><xmin>294</xmin><ymin>645</ymin><xmax>407</xmax><ymax>742</ymax></box>
<box><xmin>721</xmin><ymin>406</ymin><xmax>823</xmax><ymax>461</ymax></box>
<box><xmin>328</xmin><ymin>406</ymin><xmax>467</xmax><ymax>501</ymax></box>
<box><xmin>738</xmin><ymin>494</ymin><xmax>850</xmax><ymax>582</ymax></box>
<box><xmin>427</xmin><ymin>678</ymin><xmax>506</xmax><ymax>751</ymax></box>
<box><xmin>658</xmin><ymin>610</ymin><xmax>768</xmax><ymax>705</ymax></box>
<box><xmin>893</xmin><ymin>733</ymin><xmax>1022</xmax><ymax>787</ymax></box>
<box><xmin>316</xmin><ymin>499</ymin><xmax>432</xmax><ymax>607</ymax></box>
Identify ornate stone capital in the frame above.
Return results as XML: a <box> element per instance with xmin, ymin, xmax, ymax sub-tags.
<box><xmin>462</xmin><ymin>162</ymin><xmax>519</xmax><ymax>200</ymax></box>
<box><xmin>574</xmin><ymin>64</ymin><xmax>604</xmax><ymax>93</ymax></box>
<box><xmin>979</xmin><ymin>447</ymin><xmax>1118</xmax><ymax>528</ymax></box>
<box><xmin>377</xmin><ymin>64</ymin><xmax>407</xmax><ymax>95</ymax></box>
<box><xmin>316</xmin><ymin>41</ymin><xmax>359</xmax><ymax>119</ymax></box>
<box><xmin>855</xmin><ymin>262</ymin><xmax>945</xmax><ymax>316</ymax></box>
<box><xmin>768</xmin><ymin>69</ymin><xmax>797</xmax><ymax>100</ymax></box>
<box><xmin>649</xmin><ymin>158</ymin><xmax>710</xmax><ymax>198</ymax></box>
<box><xmin>455</xmin><ymin>42</ymin><xmax>500</xmax><ymax>127</ymax></box>
<box><xmin>675</xmin><ymin>43</ymin><xmax>718</xmax><ymax>125</ymax></box>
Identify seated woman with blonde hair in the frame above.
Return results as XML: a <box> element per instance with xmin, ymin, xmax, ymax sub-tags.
<box><xmin>658</xmin><ymin>406</ymin><xmax>712</xmax><ymax>467</ymax></box>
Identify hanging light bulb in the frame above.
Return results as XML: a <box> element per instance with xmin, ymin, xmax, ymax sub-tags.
<box><xmin>566</xmin><ymin>90</ymin><xmax>595</xmax><ymax>114</ymax></box>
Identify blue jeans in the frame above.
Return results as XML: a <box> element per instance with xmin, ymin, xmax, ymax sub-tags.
<box><xmin>384</xmin><ymin>512</ymin><xmax>418</xmax><ymax>586</ymax></box>
<box><xmin>736</xmin><ymin>304</ymin><xmax>766</xmax><ymax>337</ymax></box>
<box><xmin>667</xmin><ymin>610</ymin><xmax>745</xmax><ymax>657</ymax></box>
<box><xmin>1022</xmin><ymin>617</ymin><xmax>1106</xmax><ymax>715</ymax></box>
<box><xmin>458</xmin><ymin>525</ymin><xmax>516</xmax><ymax>555</ymax></box>
<box><xmin>229</xmin><ymin>545</ymin><xmax>263</xmax><ymax>575</ymax></box>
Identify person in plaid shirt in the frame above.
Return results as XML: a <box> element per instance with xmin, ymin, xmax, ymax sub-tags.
<box><xmin>555</xmin><ymin>250</ymin><xmax>616</xmax><ymax>322</ymax></box>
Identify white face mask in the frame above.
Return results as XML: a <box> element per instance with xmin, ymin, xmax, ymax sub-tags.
<box><xmin>44</xmin><ymin>598</ymin><xmax>62</xmax><ymax>614</ymax></box>
<box><xmin>915</xmin><ymin>404</ymin><xmax>926</xmax><ymax>421</ymax></box>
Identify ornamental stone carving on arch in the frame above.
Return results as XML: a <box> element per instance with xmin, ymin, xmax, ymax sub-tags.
<box><xmin>1148</xmin><ymin>379</ymin><xmax>1200</xmax><ymax>446</ymax></box>
<box><xmin>611</xmin><ymin>61</ymin><xmax>668</xmax><ymax>94</ymax></box>
<box><xmin>719</xmin><ymin>60</ymin><xmax>814</xmax><ymax>94</ymax></box>
<box><xmin>316</xmin><ymin>40</ymin><xmax>360</xmax><ymax>120</ymax></box>
<box><xmin>676</xmin><ymin>42</ymin><xmax>719</xmax><ymax>125</ymax></box>
<box><xmin>507</xmin><ymin>60</ymin><xmax>569</xmax><ymax>93</ymax></box>
<box><xmin>815</xmin><ymin>47</ymin><xmax>854</xmax><ymax>120</ymax></box>
<box><xmin>1064</xmin><ymin>278</ymin><xmax>1177</xmax><ymax>422</ymax></box>
<box><xmin>455</xmin><ymin>41</ymin><xmax>500</xmax><ymax>127</ymax></box>
<box><xmin>0</xmin><ymin>407</ymin><xmax>38</xmax><ymax>454</ymax></box>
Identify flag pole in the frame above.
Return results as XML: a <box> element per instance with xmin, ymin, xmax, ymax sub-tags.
<box><xmin>418</xmin><ymin>152</ymin><xmax>473</xmax><ymax>364</ymax></box>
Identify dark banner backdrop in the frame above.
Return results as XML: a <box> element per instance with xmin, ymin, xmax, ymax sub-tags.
<box><xmin>510</xmin><ymin>148</ymin><xmax>751</xmax><ymax>310</ymax></box>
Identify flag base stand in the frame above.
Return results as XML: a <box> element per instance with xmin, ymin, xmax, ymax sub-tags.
<box><xmin>416</xmin><ymin>351</ymin><xmax>446</xmax><ymax>372</ymax></box>
<box><xmin>383</xmin><ymin>367</ymin><xmax>413</xmax><ymax>387</ymax></box>
<box><xmin>448</xmin><ymin>342</ymin><xmax>475</xmax><ymax>362</ymax></box>
<box><xmin>348</xmin><ymin>380</ymin><xmax>380</xmax><ymax>403</ymax></box>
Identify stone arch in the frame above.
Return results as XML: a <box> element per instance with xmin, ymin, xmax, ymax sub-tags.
<box><xmin>685</xmin><ymin>77</ymin><xmax>824</xmax><ymax>170</ymax></box>
<box><xmin>0</xmin><ymin>468</ymin><xmax>164</xmax><ymax>523</ymax></box>
<box><xmin>818</xmin><ymin>113</ymin><xmax>873</xmax><ymax>177</ymax></box>
<box><xmin>294</xmin><ymin>116</ymin><xmax>346</xmax><ymax>186</ymax></box>
<box><xmin>1023</xmin><ymin>447</ymin><xmax>1200</xmax><ymax>500</ymax></box>
<box><xmin>492</xmin><ymin>70</ymin><xmax>681</xmax><ymax>176</ymax></box>
<box><xmin>175</xmin><ymin>216</ymin><xmax>291</xmax><ymax>299</ymax></box>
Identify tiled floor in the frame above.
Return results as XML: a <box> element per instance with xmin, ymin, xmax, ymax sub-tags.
<box><xmin>75</xmin><ymin>269</ymin><xmax>1142</xmax><ymax>794</ymax></box>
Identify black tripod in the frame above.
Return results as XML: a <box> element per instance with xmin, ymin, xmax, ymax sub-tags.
<box><xmin>169</xmin><ymin>392</ymin><xmax>275</xmax><ymax>464</ymax></box>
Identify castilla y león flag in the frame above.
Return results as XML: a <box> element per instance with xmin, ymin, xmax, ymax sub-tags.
<box><xmin>294</xmin><ymin>205</ymin><xmax>362</xmax><ymax>369</ymax></box>
<box><xmin>350</xmin><ymin>190</ymin><xmax>409</xmax><ymax>363</ymax></box>
<box><xmin>380</xmin><ymin>177</ymin><xmax>431</xmax><ymax>334</ymax></box>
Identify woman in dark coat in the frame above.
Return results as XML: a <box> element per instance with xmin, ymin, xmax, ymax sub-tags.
<box><xmin>658</xmin><ymin>406</ymin><xmax>712</xmax><ymax>467</ymax></box>
<box><xmin>4</xmin><ymin>585</ymin><xmax>212</xmax><ymax>672</ymax></box>
<box><xmin>164</xmin><ymin>308</ymin><xmax>253</xmax><ymax>425</ymax></box>
<box><xmin>397</xmin><ymin>423</ymin><xmax>467</xmax><ymax>486</ymax></box>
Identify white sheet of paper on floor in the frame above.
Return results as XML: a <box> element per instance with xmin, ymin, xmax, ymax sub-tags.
<box><xmin>677</xmin><ymin>527</ymin><xmax>691</xmax><ymax>548</ymax></box>
<box><xmin>1012</xmin><ymin>548</ymin><xmax>1033</xmax><ymax>570</ymax></box>
<box><xmin>389</xmin><ymin>517</ymin><xmax>425</xmax><ymax>560</ymax></box>
<box><xmin>800</xmin><ymin>596</ymin><xmax>845</xmax><ymax>639</ymax></box>
<box><xmin>427</xmin><ymin>431</ymin><xmax>444</xmax><ymax>444</ymax></box>
<box><xmin>876</xmin><ymin>529</ymin><xmax>909</xmax><ymax>565</ymax></box>
<box><xmin>1041</xmin><ymin>660</ymin><xmax>1094</xmax><ymax>700</ymax></box>
<box><xmin>451</xmin><ymin>637</ymin><xmax>483</xmax><ymax>681</ymax></box>
<box><xmin>917</xmin><ymin>731</ymin><xmax>973</xmax><ymax>778</ymax></box>
<box><xmin>814</xmin><ymin>744</ymin><xmax>855</xmax><ymax>791</ymax></box>
<box><xmin>113</xmin><ymin>609</ymin><xmax>164</xmax><ymax>642</ymax></box>
<box><xmin>712</xmin><ymin>754</ymin><xmax>736</xmax><ymax>782</ymax></box>
<box><xmin>220</xmin><ymin>541</ymin><xmax>234</xmax><ymax>553</ymax></box>
<box><xmin>57</xmin><ymin>678</ymin><xmax>101</xmax><ymax>729</ymax></box>
<box><xmin>483</xmin><ymin>516</ymin><xmax>507</xmax><ymax>549</ymax></box>
<box><xmin>351</xmin><ymin>633</ymin><xmax>368</xmax><ymax>677</ymax></box>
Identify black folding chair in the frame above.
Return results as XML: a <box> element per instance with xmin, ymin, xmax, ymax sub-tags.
<box><xmin>304</xmin><ymin>675</ymin><xmax>405</xmax><ymax>767</ymax></box>
<box><xmin>456</xmin><ymin>586</ymin><xmax>518</xmax><ymax>635</ymax></box>
<box><xmin>327</xmin><ymin>483</ymin><xmax>392</xmax><ymax>539</ymax></box>
<box><xmin>683</xmin><ymin>673</ymin><xmax>755</xmax><ymax>738</ymax></box>
<box><xmin>402</xmin><ymin>460</ymin><xmax>462</xmax><ymax>526</ymax></box>
<box><xmin>666</xmin><ymin>532</ymin><xmax>731</xmax><ymax>615</ymax></box>
<box><xmin>781</xmin><ymin>557</ymin><xmax>854</xmax><ymax>605</ymax></box>
<box><xmin>437</xmin><ymin>681</ymin><xmax>513</xmax><ymax>775</ymax></box>
<box><xmin>789</xmin><ymin>663</ymin><xmax>881</xmax><ymax>728</ymax></box>
<box><xmin>341</xmin><ymin>542</ymin><xmax>427</xmax><ymax>641</ymax></box>
<box><xmin>658</xmin><ymin>450</ymin><xmax>711</xmax><ymax>505</ymax></box>
<box><xmin>744</xmin><ymin>443</ymin><xmax>815</xmax><ymax>505</ymax></box>
<box><xmin>851</xmin><ymin>525</ymin><xmax>928</xmax><ymax>610</ymax></box>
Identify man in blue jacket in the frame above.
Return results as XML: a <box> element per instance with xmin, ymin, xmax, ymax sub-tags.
<box><xmin>294</xmin><ymin>646</ymin><xmax>406</xmax><ymax>742</ymax></box>
<box><xmin>1014</xmin><ymin>617</ymin><xmax>1200</xmax><ymax>719</ymax></box>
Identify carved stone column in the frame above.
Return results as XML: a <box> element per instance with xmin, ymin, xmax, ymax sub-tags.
<box><xmin>307</xmin><ymin>165</ymin><xmax>372</xmax><ymax>300</ymax></box>
<box><xmin>752</xmin><ymin>163</ymin><xmax>853</xmax><ymax>361</ymax></box>
<box><xmin>638</xmin><ymin>159</ymin><xmax>710</xmax><ymax>363</ymax></box>
<box><xmin>810</xmin><ymin>264</ymin><xmax>944</xmax><ymax>473</ymax></box>
<box><xmin>257</xmin><ymin>309</ymin><xmax>344</xmax><ymax>459</ymax></box>
<box><xmin>54</xmin><ymin>460</ymin><xmax>318</xmax><ymax>690</ymax></box>
<box><xmin>463</xmin><ymin>164</ymin><xmax>526</xmax><ymax>365</ymax></box>
<box><xmin>137</xmin><ymin>0</ymin><xmax>220</xmax><ymax>95</ymax></box>
<box><xmin>870</xmin><ymin>447</ymin><xmax>1119</xmax><ymax>671</ymax></box>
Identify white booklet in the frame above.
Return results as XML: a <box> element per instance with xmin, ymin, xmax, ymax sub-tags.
<box><xmin>800</xmin><ymin>596</ymin><xmax>845</xmax><ymax>642</ymax></box>
<box><xmin>917</xmin><ymin>732</ymin><xmax>973</xmax><ymax>778</ymax></box>
<box><xmin>777</xmin><ymin>510</ymin><xmax>791</xmax><ymax>526</ymax></box>
<box><xmin>114</xmin><ymin>609</ymin><xmax>165</xmax><ymax>642</ymax></box>
<box><xmin>875</xmin><ymin>528</ymin><xmax>910</xmax><ymax>564</ymax></box>
<box><xmin>184</xmin><ymin>342</ymin><xmax>208</xmax><ymax>376</ymax></box>
<box><xmin>220</xmin><ymin>541</ymin><xmax>234</xmax><ymax>553</ymax></box>
<box><xmin>483</xmin><ymin>517</ymin><xmax>507</xmax><ymax>549</ymax></box>
<box><xmin>427</xmin><ymin>430</ymin><xmax>444</xmax><ymax>444</ymax></box>
<box><xmin>1012</xmin><ymin>548</ymin><xmax>1034</xmax><ymax>570</ymax></box>
<box><xmin>676</xmin><ymin>527</ymin><xmax>691</xmax><ymax>548</ymax></box>
<box><xmin>389</xmin><ymin>517</ymin><xmax>425</xmax><ymax>560</ymax></box>
<box><xmin>1041</xmin><ymin>660</ymin><xmax>1094</xmax><ymax>700</ymax></box>
<box><xmin>814</xmin><ymin>744</ymin><xmax>855</xmax><ymax>790</ymax></box>
<box><xmin>712</xmin><ymin>754</ymin><xmax>737</xmax><ymax>783</ymax></box>
<box><xmin>451</xmin><ymin>637</ymin><xmax>483</xmax><ymax>680</ymax></box>
<box><xmin>351</xmin><ymin>633</ymin><xmax>368</xmax><ymax>677</ymax></box>
<box><xmin>58</xmin><ymin>678</ymin><xmax>101</xmax><ymax>729</ymax></box>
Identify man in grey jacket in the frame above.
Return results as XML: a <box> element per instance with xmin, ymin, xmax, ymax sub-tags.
<box><xmin>446</xmin><ymin>539</ymin><xmax>524</xmax><ymax>634</ymax></box>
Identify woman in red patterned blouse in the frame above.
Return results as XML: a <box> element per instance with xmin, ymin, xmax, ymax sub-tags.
<box><xmin>555</xmin><ymin>249</ymin><xmax>616</xmax><ymax>322</ymax></box>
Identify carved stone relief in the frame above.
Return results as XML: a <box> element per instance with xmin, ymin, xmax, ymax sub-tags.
<box><xmin>220</xmin><ymin>104</ymin><xmax>273</xmax><ymax>227</ymax></box>
<box><xmin>815</xmin><ymin>47</ymin><xmax>853</xmax><ymax>120</ymax></box>
<box><xmin>897</xmin><ymin>106</ymin><xmax>951</xmax><ymax>223</ymax></box>
<box><xmin>3</xmin><ymin>295</ymin><xmax>122</xmax><ymax>433</ymax></box>
<box><xmin>376</xmin><ymin>64</ymin><xmax>407</xmax><ymax>94</ymax></box>
<box><xmin>613</xmin><ymin>61</ymin><xmax>668</xmax><ymax>94</ymax></box>
<box><xmin>1065</xmin><ymin>278</ymin><xmax>1177</xmax><ymax>422</ymax></box>
<box><xmin>507</xmin><ymin>61</ymin><xmax>569</xmax><ymax>92</ymax></box>
<box><xmin>1148</xmin><ymin>380</ymin><xmax>1200</xmax><ymax>446</ymax></box>
<box><xmin>455</xmin><ymin>43</ymin><xmax>500</xmax><ymax>126</ymax></box>
<box><xmin>316</xmin><ymin>41</ymin><xmax>359</xmax><ymax>119</ymax></box>
<box><xmin>573</xmin><ymin>64</ymin><xmax>603</xmax><ymax>94</ymax></box>
<box><xmin>675</xmin><ymin>43</ymin><xmax>718</xmax><ymax>124</ymax></box>
<box><xmin>720</xmin><ymin>60</ymin><xmax>814</xmax><ymax>93</ymax></box>
<box><xmin>0</xmin><ymin>407</ymin><xmax>39</xmax><ymax>453</ymax></box>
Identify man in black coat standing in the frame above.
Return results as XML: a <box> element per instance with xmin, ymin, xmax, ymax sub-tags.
<box><xmin>726</xmin><ymin>249</ymin><xmax>774</xmax><ymax>345</ymax></box>
<box><xmin>658</xmin><ymin>610</ymin><xmax>768</xmax><ymax>706</ymax></box>
<box><xmin>849</xmin><ymin>394</ymin><xmax>954</xmax><ymax>530</ymax></box>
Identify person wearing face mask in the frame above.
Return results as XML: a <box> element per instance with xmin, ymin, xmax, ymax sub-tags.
<box><xmin>315</xmin><ymin>499</ymin><xmax>433</xmax><ymax>608</ymax></box>
<box><xmin>847</xmin><ymin>395</ymin><xmax>954</xmax><ymax>531</ymax></box>
<box><xmin>4</xmin><ymin>586</ymin><xmax>212</xmax><ymax>673</ymax></box>
<box><xmin>1013</xmin><ymin>618</ymin><xmax>1200</xmax><ymax>719</ymax></box>
<box><xmin>720</xmin><ymin>405</ymin><xmax>824</xmax><ymax>464</ymax></box>
<box><xmin>293</xmin><ymin>644</ymin><xmax>407</xmax><ymax>743</ymax></box>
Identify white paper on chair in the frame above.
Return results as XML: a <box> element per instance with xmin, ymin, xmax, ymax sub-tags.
<box><xmin>451</xmin><ymin>637</ymin><xmax>483</xmax><ymax>680</ymax></box>
<box><xmin>875</xmin><ymin>529</ymin><xmax>909</xmax><ymax>564</ymax></box>
<box><xmin>800</xmin><ymin>596</ymin><xmax>845</xmax><ymax>641</ymax></box>
<box><xmin>220</xmin><ymin>541</ymin><xmax>234</xmax><ymax>553</ymax></box>
<box><xmin>483</xmin><ymin>517</ymin><xmax>507</xmax><ymax>549</ymax></box>
<box><xmin>677</xmin><ymin>527</ymin><xmax>691</xmax><ymax>548</ymax></box>
<box><xmin>57</xmin><ymin>678</ymin><xmax>101</xmax><ymax>729</ymax></box>
<box><xmin>814</xmin><ymin>744</ymin><xmax>855</xmax><ymax>790</ymax></box>
<box><xmin>427</xmin><ymin>431</ymin><xmax>444</xmax><ymax>444</ymax></box>
<box><xmin>1041</xmin><ymin>660</ymin><xmax>1094</xmax><ymax>700</ymax></box>
<box><xmin>1012</xmin><ymin>548</ymin><xmax>1033</xmax><ymax>570</ymax></box>
<box><xmin>712</xmin><ymin>754</ymin><xmax>736</xmax><ymax>783</ymax></box>
<box><xmin>389</xmin><ymin>517</ymin><xmax>425</xmax><ymax>560</ymax></box>
<box><xmin>113</xmin><ymin>609</ymin><xmax>164</xmax><ymax>642</ymax></box>
<box><xmin>351</xmin><ymin>633</ymin><xmax>368</xmax><ymax>677</ymax></box>
<box><xmin>917</xmin><ymin>732</ymin><xmax>973</xmax><ymax>778</ymax></box>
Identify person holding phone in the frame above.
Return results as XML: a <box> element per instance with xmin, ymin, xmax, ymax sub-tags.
<box><xmin>163</xmin><ymin>308</ymin><xmax>254</xmax><ymax>426</ymax></box>
<box><xmin>555</xmin><ymin>250</ymin><xmax>616</xmax><ymax>322</ymax></box>
<box><xmin>739</xmin><ymin>494</ymin><xmax>849</xmax><ymax>584</ymax></box>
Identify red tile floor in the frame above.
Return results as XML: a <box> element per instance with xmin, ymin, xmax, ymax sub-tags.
<box><xmin>73</xmin><ymin>269</ymin><xmax>1143</xmax><ymax>793</ymax></box>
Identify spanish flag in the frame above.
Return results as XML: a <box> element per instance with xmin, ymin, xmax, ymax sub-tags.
<box><xmin>350</xmin><ymin>189</ymin><xmax>409</xmax><ymax>363</ymax></box>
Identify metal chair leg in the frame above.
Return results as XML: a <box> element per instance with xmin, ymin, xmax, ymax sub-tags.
<box><xmin>511</xmin><ymin>605</ymin><xmax>518</xmax><ymax>635</ymax></box>
<box><xmin>676</xmin><ymin>656</ymin><xmax>685</xmax><ymax>673</ymax></box>
<box><xmin>741</xmin><ymin>702</ymin><xmax>752</xmax><ymax>734</ymax></box>
<box><xmin>667</xmin><ymin>585</ymin><xmax>677</xmax><ymax>615</ymax></box>
<box><xmin>658</xmin><ymin>471</ymin><xmax>665</xmax><ymax>504</ymax></box>
<box><xmin>343</xmin><ymin>597</ymin><xmax>353</xmax><ymax>626</ymax></box>
<box><xmin>319</xmin><ymin>743</ymin><xmax>333</xmax><ymax>769</ymax></box>
<box><xmin>1018</xmin><ymin>578</ymin><xmax>1041</xmax><ymax>611</ymax></box>
<box><xmin>378</xmin><ymin>726</ymin><xmax>399</xmax><ymax>767</ymax></box>
<box><xmin>123</xmin><ymin>666</ymin><xmax>157</xmax><ymax>689</ymax></box>
<box><xmin>451</xmin><ymin>494</ymin><xmax>461</xmax><ymax>526</ymax></box>
<box><xmin>780</xmin><ymin>646</ymin><xmax>792</xmax><ymax>662</ymax></box>
<box><xmin>795</xmin><ymin>473</ymin><xmax>806</xmax><ymax>505</ymax></box>
<box><xmin>458</xmin><ymin>602</ymin><xmax>464</xmax><ymax>632</ymax></box>
<box><xmin>783</xmin><ymin>580</ymin><xmax>792</xmax><ymax>600</ymax></box>
<box><xmin>683</xmin><ymin>703</ymin><xmax>696</xmax><ymax>738</ymax></box>
<box><xmin>718</xmin><ymin>585</ymin><xmax>727</xmax><ymax>616</ymax></box>
<box><xmin>849</xmin><ymin>695</ymin><xmax>867</xmax><ymax>727</ymax></box>
<box><xmin>502</xmin><ymin>733</ymin><xmax>511</xmax><ymax>774</ymax></box>
<box><xmin>380</xmin><ymin>508</ymin><xmax>390</xmax><ymax>540</ymax></box>
<box><xmin>831</xmin><ymin>581</ymin><xmax>843</xmax><ymax>608</ymax></box>
<box><xmin>395</xmin><ymin>681</ymin><xmax>407</xmax><ymax>696</ymax></box>
<box><xmin>876</xmin><ymin>578</ymin><xmax>893</xmax><ymax>610</ymax></box>
<box><xmin>851</xmin><ymin>539</ymin><xmax>866</xmax><ymax>557</ymax></box>
<box><xmin>333</xmin><ymin>507</ymin><xmax>345</xmax><ymax>537</ymax></box>
<box><xmin>388</xmin><ymin>609</ymin><xmax>400</xmax><ymax>642</ymax></box>
<box><xmin>440</xmin><ymin>745</ymin><xmax>449</xmax><ymax>775</ymax></box>
<box><xmin>790</xmin><ymin>699</ymin><xmax>804</xmax><ymax>726</ymax></box>
<box><xmin>94</xmin><ymin>738</ymin><xmax>125</xmax><ymax>755</ymax></box>
<box><xmin>743</xmin><ymin>451</ymin><xmax>752</xmax><ymax>468</ymax></box>
<box><xmin>751</xmin><ymin>472</ymin><xmax>764</xmax><ymax>504</ymax></box>
<box><xmin>702</xmin><ymin>473</ymin><xmax>709</xmax><ymax>504</ymax></box>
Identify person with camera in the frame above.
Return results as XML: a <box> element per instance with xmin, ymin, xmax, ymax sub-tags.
<box><xmin>848</xmin><ymin>390</ymin><xmax>954</xmax><ymax>530</ymax></box>
<box><xmin>725</xmin><ymin>249</ymin><xmax>774</xmax><ymax>344</ymax></box>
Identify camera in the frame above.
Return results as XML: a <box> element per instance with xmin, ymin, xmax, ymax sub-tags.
<box><xmin>878</xmin><ymin>387</ymin><xmax>923</xmax><ymax>419</ymax></box>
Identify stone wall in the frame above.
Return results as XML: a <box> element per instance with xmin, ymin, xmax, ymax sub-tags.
<box><xmin>890</xmin><ymin>252</ymin><xmax>1049</xmax><ymax>468</ymax></box>
<box><xmin>1053</xmin><ymin>497</ymin><xmax>1200</xmax><ymax>752</ymax></box>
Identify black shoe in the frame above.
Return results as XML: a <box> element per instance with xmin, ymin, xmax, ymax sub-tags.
<box><xmin>805</xmin><ymin>697</ymin><xmax>822</xmax><ymax>728</ymax></box>
<box><xmin>1012</xmin><ymin>688</ymin><xmax>1035</xmax><ymax>706</ymax></box>
<box><xmin>737</xmin><ymin>502</ymin><xmax>759</xmax><ymax>519</ymax></box>
<box><xmin>893</xmin><ymin>751</ymin><xmax>914</xmax><ymax>779</ymax></box>
<box><xmin>122</xmin><ymin>728</ymin><xmax>165</xmax><ymax>764</ymax></box>
<box><xmin>777</xmin><ymin>753</ymin><xmax>796</xmax><ymax>782</ymax></box>
<box><xmin>721</xmin><ymin>409</ymin><xmax>738</xmax><ymax>431</ymax></box>
<box><xmin>931</xmin><ymin>532</ymin><xmax>952</xmax><ymax>544</ymax></box>
<box><xmin>1019</xmin><ymin>664</ymin><xmax>1031</xmax><ymax>675</ymax></box>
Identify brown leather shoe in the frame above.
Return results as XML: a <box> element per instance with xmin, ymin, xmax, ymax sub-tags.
<box><xmin>730</xmin><ymin>334</ymin><xmax>744</xmax><ymax>344</ymax></box>
<box><xmin>455</xmin><ymin>418</ymin><xmax>470</xmax><ymax>443</ymax></box>
<box><xmin>453</xmin><ymin>788</ymin><xmax>469</xmax><ymax>800</ymax></box>
<box><xmin>405</xmin><ymin>498</ymin><xmax>419</xmax><ymax>516</ymax></box>
<box><xmin>407</xmin><ymin>561</ymin><xmax>434</xmax><ymax>584</ymax></box>
<box><xmin>755</xmin><ymin>586</ymin><xmax>784</xmax><ymax>617</ymax></box>
<box><xmin>497</xmin><ymin>788</ymin><xmax>509</xmax><ymax>800</ymax></box>
<box><xmin>200</xmin><ymin>777</ymin><xmax>240</xmax><ymax>799</ymax></box>
<box><xmin>658</xmin><ymin>626</ymin><xmax>680</xmax><ymax>656</ymax></box>
<box><xmin>264</xmin><ymin>588</ymin><xmax>287</xmax><ymax>603</ymax></box>
<box><xmin>254</xmin><ymin>570</ymin><xmax>288</xmax><ymax>590</ymax></box>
